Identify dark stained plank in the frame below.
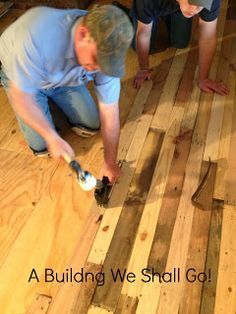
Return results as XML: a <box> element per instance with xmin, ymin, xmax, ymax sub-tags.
<box><xmin>148</xmin><ymin>129</ymin><xmax>193</xmax><ymax>273</ymax></box>
<box><xmin>71</xmin><ymin>262</ymin><xmax>103</xmax><ymax>314</ymax></box>
<box><xmin>92</xmin><ymin>130</ymin><xmax>164</xmax><ymax>311</ymax></box>
<box><xmin>27</xmin><ymin>294</ymin><xmax>52</xmax><ymax>314</ymax></box>
<box><xmin>115</xmin><ymin>294</ymin><xmax>138</xmax><ymax>314</ymax></box>
<box><xmin>200</xmin><ymin>200</ymin><xmax>224</xmax><ymax>314</ymax></box>
<box><xmin>178</xmin><ymin>161</ymin><xmax>217</xmax><ymax>313</ymax></box>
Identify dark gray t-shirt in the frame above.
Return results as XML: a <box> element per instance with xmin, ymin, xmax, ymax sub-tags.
<box><xmin>131</xmin><ymin>0</ymin><xmax>221</xmax><ymax>23</ymax></box>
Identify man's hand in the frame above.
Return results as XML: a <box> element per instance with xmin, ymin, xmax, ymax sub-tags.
<box><xmin>133</xmin><ymin>69</ymin><xmax>152</xmax><ymax>89</ymax></box>
<box><xmin>100</xmin><ymin>162</ymin><xmax>122</xmax><ymax>184</ymax></box>
<box><xmin>199</xmin><ymin>78</ymin><xmax>229</xmax><ymax>96</ymax></box>
<box><xmin>46</xmin><ymin>133</ymin><xmax>75</xmax><ymax>159</ymax></box>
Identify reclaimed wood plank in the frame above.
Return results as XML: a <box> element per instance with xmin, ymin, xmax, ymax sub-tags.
<box><xmin>121</xmin><ymin>107</ymin><xmax>184</xmax><ymax>300</ymax></box>
<box><xmin>203</xmin><ymin>23</ymin><xmax>235</xmax><ymax>162</ymax></box>
<box><xmin>91</xmin><ymin>130</ymin><xmax>164</xmax><ymax>310</ymax></box>
<box><xmin>148</xmin><ymin>129</ymin><xmax>193</xmax><ymax>273</ymax></box>
<box><xmin>223</xmin><ymin>72</ymin><xmax>236</xmax><ymax>205</ymax></box>
<box><xmin>26</xmin><ymin>294</ymin><xmax>52</xmax><ymax>314</ymax></box>
<box><xmin>213</xmin><ymin>71</ymin><xmax>235</xmax><ymax>200</ymax></box>
<box><xmin>214</xmin><ymin>204</ymin><xmax>236</xmax><ymax>313</ymax></box>
<box><xmin>115</xmin><ymin>294</ymin><xmax>138</xmax><ymax>314</ymax></box>
<box><xmin>200</xmin><ymin>199</ymin><xmax>224</xmax><ymax>314</ymax></box>
<box><xmin>151</xmin><ymin>52</ymin><xmax>188</xmax><ymax>131</ymax></box>
<box><xmin>156</xmin><ymin>83</ymin><xmax>216</xmax><ymax>313</ymax></box>
<box><xmin>71</xmin><ymin>263</ymin><xmax>103</xmax><ymax>314</ymax></box>
<box><xmin>178</xmin><ymin>161</ymin><xmax>216</xmax><ymax>314</ymax></box>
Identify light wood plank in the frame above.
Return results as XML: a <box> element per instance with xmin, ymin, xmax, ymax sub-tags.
<box><xmin>88</xmin><ymin>305</ymin><xmax>112</xmax><ymax>314</ymax></box>
<box><xmin>121</xmin><ymin>107</ymin><xmax>184</xmax><ymax>299</ymax></box>
<box><xmin>214</xmin><ymin>204</ymin><xmax>236</xmax><ymax>313</ymax></box>
<box><xmin>151</xmin><ymin>52</ymin><xmax>188</xmax><ymax>131</ymax></box>
<box><xmin>156</xmin><ymin>83</ymin><xmax>216</xmax><ymax>313</ymax></box>
<box><xmin>223</xmin><ymin>76</ymin><xmax>236</xmax><ymax>205</ymax></box>
<box><xmin>213</xmin><ymin>72</ymin><xmax>235</xmax><ymax>199</ymax></box>
<box><xmin>203</xmin><ymin>25</ymin><xmax>234</xmax><ymax>162</ymax></box>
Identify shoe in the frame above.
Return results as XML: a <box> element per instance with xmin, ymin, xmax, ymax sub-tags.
<box><xmin>71</xmin><ymin>125</ymin><xmax>99</xmax><ymax>138</ymax></box>
<box><xmin>30</xmin><ymin>147</ymin><xmax>50</xmax><ymax>157</ymax></box>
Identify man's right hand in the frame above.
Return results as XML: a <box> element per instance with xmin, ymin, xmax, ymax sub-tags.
<box><xmin>46</xmin><ymin>133</ymin><xmax>75</xmax><ymax>159</ymax></box>
<box><xmin>133</xmin><ymin>69</ymin><xmax>152</xmax><ymax>89</ymax></box>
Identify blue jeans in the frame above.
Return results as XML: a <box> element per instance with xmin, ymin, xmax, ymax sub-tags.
<box><xmin>0</xmin><ymin>69</ymin><xmax>100</xmax><ymax>152</ymax></box>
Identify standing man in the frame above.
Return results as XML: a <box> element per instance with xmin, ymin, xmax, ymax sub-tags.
<box><xmin>0</xmin><ymin>5</ymin><xmax>134</xmax><ymax>183</ymax></box>
<box><xmin>129</xmin><ymin>0</ymin><xmax>229</xmax><ymax>95</ymax></box>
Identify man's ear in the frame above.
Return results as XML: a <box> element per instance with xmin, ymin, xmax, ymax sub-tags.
<box><xmin>75</xmin><ymin>24</ymin><xmax>90</xmax><ymax>42</ymax></box>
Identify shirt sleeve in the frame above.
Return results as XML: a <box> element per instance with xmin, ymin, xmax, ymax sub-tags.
<box><xmin>131</xmin><ymin>0</ymin><xmax>154</xmax><ymax>24</ymax></box>
<box><xmin>199</xmin><ymin>0</ymin><xmax>220</xmax><ymax>22</ymax></box>
<box><xmin>93</xmin><ymin>72</ymin><xmax>120</xmax><ymax>105</ymax></box>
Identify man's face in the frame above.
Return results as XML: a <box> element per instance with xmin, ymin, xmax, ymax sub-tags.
<box><xmin>177</xmin><ymin>0</ymin><xmax>204</xmax><ymax>18</ymax></box>
<box><xmin>74</xmin><ymin>24</ymin><xmax>100</xmax><ymax>72</ymax></box>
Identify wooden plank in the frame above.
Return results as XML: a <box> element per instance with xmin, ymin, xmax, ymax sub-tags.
<box><xmin>175</xmin><ymin>49</ymin><xmax>198</xmax><ymax>105</ymax></box>
<box><xmin>91</xmin><ymin>130</ymin><xmax>164</xmax><ymax>310</ymax></box>
<box><xmin>156</xmin><ymin>79</ymin><xmax>216</xmax><ymax>313</ymax></box>
<box><xmin>118</xmin><ymin>80</ymin><xmax>153</xmax><ymax>161</ymax></box>
<box><xmin>135</xmin><ymin>280</ymin><xmax>161</xmax><ymax>314</ymax></box>
<box><xmin>223</xmin><ymin>75</ymin><xmax>236</xmax><ymax>205</ymax></box>
<box><xmin>213</xmin><ymin>71</ymin><xmax>235</xmax><ymax>200</ymax></box>
<box><xmin>87</xmin><ymin>305</ymin><xmax>111</xmax><ymax>314</ymax></box>
<box><xmin>148</xmin><ymin>129</ymin><xmax>193</xmax><ymax>273</ymax></box>
<box><xmin>151</xmin><ymin>52</ymin><xmax>188</xmax><ymax>131</ymax></box>
<box><xmin>203</xmin><ymin>23</ymin><xmax>234</xmax><ymax>162</ymax></box>
<box><xmin>121</xmin><ymin>107</ymin><xmax>184</xmax><ymax>300</ymax></box>
<box><xmin>115</xmin><ymin>294</ymin><xmax>138</xmax><ymax>314</ymax></box>
<box><xmin>27</xmin><ymin>294</ymin><xmax>52</xmax><ymax>314</ymax></box>
<box><xmin>214</xmin><ymin>204</ymin><xmax>236</xmax><ymax>313</ymax></box>
<box><xmin>181</xmin><ymin>67</ymin><xmax>201</xmax><ymax>131</ymax></box>
<box><xmin>200</xmin><ymin>199</ymin><xmax>224</xmax><ymax>314</ymax></box>
<box><xmin>178</xmin><ymin>161</ymin><xmax>216</xmax><ymax>314</ymax></box>
<box><xmin>144</xmin><ymin>57</ymin><xmax>174</xmax><ymax>115</ymax></box>
<box><xmin>88</xmin><ymin>115</ymin><xmax>156</xmax><ymax>266</ymax></box>
<box><xmin>71</xmin><ymin>263</ymin><xmax>103</xmax><ymax>314</ymax></box>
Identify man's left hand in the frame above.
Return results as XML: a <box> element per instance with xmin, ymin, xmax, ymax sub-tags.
<box><xmin>199</xmin><ymin>78</ymin><xmax>229</xmax><ymax>96</ymax></box>
<box><xmin>100</xmin><ymin>162</ymin><xmax>122</xmax><ymax>184</ymax></box>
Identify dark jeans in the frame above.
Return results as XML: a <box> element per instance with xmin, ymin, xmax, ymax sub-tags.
<box><xmin>132</xmin><ymin>10</ymin><xmax>192</xmax><ymax>53</ymax></box>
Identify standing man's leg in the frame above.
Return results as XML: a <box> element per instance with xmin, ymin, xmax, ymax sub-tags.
<box><xmin>50</xmin><ymin>85</ymin><xmax>100</xmax><ymax>137</ymax></box>
<box><xmin>165</xmin><ymin>10</ymin><xmax>192</xmax><ymax>48</ymax></box>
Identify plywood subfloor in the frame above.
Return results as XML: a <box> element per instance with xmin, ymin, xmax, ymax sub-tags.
<box><xmin>0</xmin><ymin>1</ymin><xmax>236</xmax><ymax>313</ymax></box>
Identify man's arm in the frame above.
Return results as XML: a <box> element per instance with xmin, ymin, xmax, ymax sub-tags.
<box><xmin>98</xmin><ymin>101</ymin><xmax>121</xmax><ymax>183</ymax></box>
<box><xmin>133</xmin><ymin>20</ymin><xmax>153</xmax><ymax>89</ymax></box>
<box><xmin>9</xmin><ymin>81</ymin><xmax>75</xmax><ymax>158</ymax></box>
<box><xmin>198</xmin><ymin>17</ymin><xmax>229</xmax><ymax>95</ymax></box>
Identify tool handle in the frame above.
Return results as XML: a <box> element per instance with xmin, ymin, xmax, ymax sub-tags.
<box><xmin>63</xmin><ymin>154</ymin><xmax>72</xmax><ymax>164</ymax></box>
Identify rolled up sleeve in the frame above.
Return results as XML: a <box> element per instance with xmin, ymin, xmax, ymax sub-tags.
<box><xmin>93</xmin><ymin>72</ymin><xmax>120</xmax><ymax>105</ymax></box>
